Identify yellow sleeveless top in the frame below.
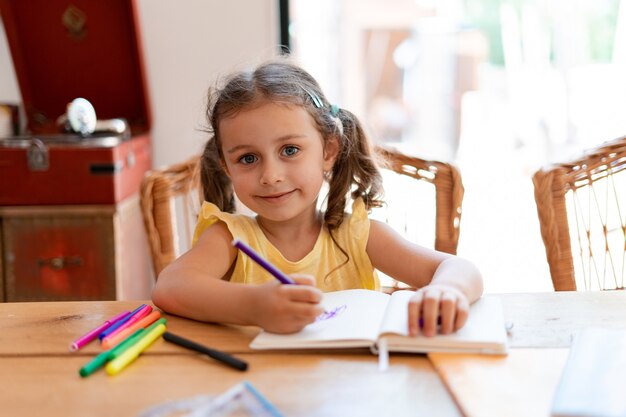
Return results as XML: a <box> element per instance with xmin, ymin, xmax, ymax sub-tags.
<box><xmin>192</xmin><ymin>199</ymin><xmax>379</xmax><ymax>292</ymax></box>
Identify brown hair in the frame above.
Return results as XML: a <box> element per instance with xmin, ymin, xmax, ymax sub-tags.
<box><xmin>201</xmin><ymin>58</ymin><xmax>383</xmax><ymax>232</ymax></box>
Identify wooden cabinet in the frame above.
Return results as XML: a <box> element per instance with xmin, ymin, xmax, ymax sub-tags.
<box><xmin>0</xmin><ymin>195</ymin><xmax>153</xmax><ymax>301</ymax></box>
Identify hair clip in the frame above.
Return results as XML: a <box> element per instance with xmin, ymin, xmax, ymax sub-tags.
<box><xmin>303</xmin><ymin>87</ymin><xmax>324</xmax><ymax>108</ymax></box>
<box><xmin>330</xmin><ymin>104</ymin><xmax>339</xmax><ymax>117</ymax></box>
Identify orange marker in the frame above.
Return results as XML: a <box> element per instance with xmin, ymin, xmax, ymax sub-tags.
<box><xmin>101</xmin><ymin>310</ymin><xmax>161</xmax><ymax>350</ymax></box>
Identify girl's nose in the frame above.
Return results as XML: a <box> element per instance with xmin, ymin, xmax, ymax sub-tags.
<box><xmin>259</xmin><ymin>160</ymin><xmax>284</xmax><ymax>185</ymax></box>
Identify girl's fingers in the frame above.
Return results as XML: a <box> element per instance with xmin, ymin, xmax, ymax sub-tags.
<box><xmin>263</xmin><ymin>297</ymin><xmax>324</xmax><ymax>333</ymax></box>
<box><xmin>454</xmin><ymin>297</ymin><xmax>470</xmax><ymax>331</ymax></box>
<box><xmin>408</xmin><ymin>286</ymin><xmax>471</xmax><ymax>337</ymax></box>
<box><xmin>281</xmin><ymin>284</ymin><xmax>323</xmax><ymax>304</ymax></box>
<box><xmin>421</xmin><ymin>289</ymin><xmax>442</xmax><ymax>337</ymax></box>
<box><xmin>283</xmin><ymin>300</ymin><xmax>324</xmax><ymax>325</ymax></box>
<box><xmin>438</xmin><ymin>292</ymin><xmax>457</xmax><ymax>334</ymax></box>
<box><xmin>407</xmin><ymin>290</ymin><xmax>424</xmax><ymax>336</ymax></box>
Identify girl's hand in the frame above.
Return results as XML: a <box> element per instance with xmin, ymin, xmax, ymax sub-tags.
<box><xmin>407</xmin><ymin>284</ymin><xmax>470</xmax><ymax>337</ymax></box>
<box><xmin>251</xmin><ymin>274</ymin><xmax>324</xmax><ymax>334</ymax></box>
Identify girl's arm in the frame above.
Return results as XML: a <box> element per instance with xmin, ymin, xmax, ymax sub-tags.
<box><xmin>152</xmin><ymin>221</ymin><xmax>324</xmax><ymax>334</ymax></box>
<box><xmin>366</xmin><ymin>220</ymin><xmax>483</xmax><ymax>337</ymax></box>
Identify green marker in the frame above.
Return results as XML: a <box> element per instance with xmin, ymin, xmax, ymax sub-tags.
<box><xmin>78</xmin><ymin>317</ymin><xmax>168</xmax><ymax>377</ymax></box>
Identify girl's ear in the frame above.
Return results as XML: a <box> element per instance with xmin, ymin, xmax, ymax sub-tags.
<box><xmin>323</xmin><ymin>136</ymin><xmax>340</xmax><ymax>171</ymax></box>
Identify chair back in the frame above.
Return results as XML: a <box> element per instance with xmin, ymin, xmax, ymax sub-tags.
<box><xmin>373</xmin><ymin>145</ymin><xmax>464</xmax><ymax>291</ymax></box>
<box><xmin>140</xmin><ymin>156</ymin><xmax>201</xmax><ymax>276</ymax></box>
<box><xmin>533</xmin><ymin>136</ymin><xmax>626</xmax><ymax>291</ymax></box>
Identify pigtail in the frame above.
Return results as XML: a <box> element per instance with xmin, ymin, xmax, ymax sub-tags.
<box><xmin>199</xmin><ymin>136</ymin><xmax>235</xmax><ymax>213</ymax></box>
<box><xmin>324</xmin><ymin>108</ymin><xmax>384</xmax><ymax>231</ymax></box>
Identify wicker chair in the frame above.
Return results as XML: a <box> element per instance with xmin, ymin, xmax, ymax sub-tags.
<box><xmin>140</xmin><ymin>155</ymin><xmax>201</xmax><ymax>276</ymax></box>
<box><xmin>139</xmin><ymin>147</ymin><xmax>464</xmax><ymax>283</ymax></box>
<box><xmin>533</xmin><ymin>136</ymin><xmax>626</xmax><ymax>291</ymax></box>
<box><xmin>374</xmin><ymin>145</ymin><xmax>464</xmax><ymax>292</ymax></box>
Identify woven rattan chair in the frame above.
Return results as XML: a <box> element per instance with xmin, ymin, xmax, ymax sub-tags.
<box><xmin>374</xmin><ymin>145</ymin><xmax>464</xmax><ymax>292</ymax></box>
<box><xmin>140</xmin><ymin>155</ymin><xmax>201</xmax><ymax>277</ymax></box>
<box><xmin>533</xmin><ymin>136</ymin><xmax>626</xmax><ymax>291</ymax></box>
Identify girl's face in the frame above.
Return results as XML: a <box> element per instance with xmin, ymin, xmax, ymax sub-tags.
<box><xmin>219</xmin><ymin>101</ymin><xmax>338</xmax><ymax>223</ymax></box>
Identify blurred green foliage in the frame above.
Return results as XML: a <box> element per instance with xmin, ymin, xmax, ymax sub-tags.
<box><xmin>463</xmin><ymin>0</ymin><xmax>621</xmax><ymax>66</ymax></box>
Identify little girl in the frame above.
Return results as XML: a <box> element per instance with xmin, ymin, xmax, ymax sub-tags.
<box><xmin>152</xmin><ymin>58</ymin><xmax>483</xmax><ymax>336</ymax></box>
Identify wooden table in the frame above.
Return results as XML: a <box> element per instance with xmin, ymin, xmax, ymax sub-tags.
<box><xmin>0</xmin><ymin>300</ymin><xmax>458</xmax><ymax>417</ymax></box>
<box><xmin>433</xmin><ymin>291</ymin><xmax>626</xmax><ymax>417</ymax></box>
<box><xmin>498</xmin><ymin>290</ymin><xmax>626</xmax><ymax>347</ymax></box>
<box><xmin>1</xmin><ymin>291</ymin><xmax>625</xmax><ymax>417</ymax></box>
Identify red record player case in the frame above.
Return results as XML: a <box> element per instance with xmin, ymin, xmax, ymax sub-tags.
<box><xmin>0</xmin><ymin>0</ymin><xmax>152</xmax><ymax>205</ymax></box>
<box><xmin>0</xmin><ymin>0</ymin><xmax>154</xmax><ymax>301</ymax></box>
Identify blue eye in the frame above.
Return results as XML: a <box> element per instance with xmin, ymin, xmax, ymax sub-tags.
<box><xmin>282</xmin><ymin>146</ymin><xmax>300</xmax><ymax>157</ymax></box>
<box><xmin>239</xmin><ymin>154</ymin><xmax>257</xmax><ymax>165</ymax></box>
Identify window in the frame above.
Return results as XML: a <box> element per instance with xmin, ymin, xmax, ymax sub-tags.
<box><xmin>289</xmin><ymin>0</ymin><xmax>626</xmax><ymax>292</ymax></box>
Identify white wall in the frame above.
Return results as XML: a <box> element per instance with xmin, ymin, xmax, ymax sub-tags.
<box><xmin>0</xmin><ymin>18</ymin><xmax>20</xmax><ymax>103</ymax></box>
<box><xmin>0</xmin><ymin>0</ymin><xmax>279</xmax><ymax>168</ymax></box>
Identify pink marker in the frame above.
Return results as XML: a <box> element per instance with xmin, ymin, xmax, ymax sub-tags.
<box><xmin>69</xmin><ymin>311</ymin><xmax>130</xmax><ymax>351</ymax></box>
<box><xmin>101</xmin><ymin>310</ymin><xmax>161</xmax><ymax>350</ymax></box>
<box><xmin>102</xmin><ymin>305</ymin><xmax>153</xmax><ymax>342</ymax></box>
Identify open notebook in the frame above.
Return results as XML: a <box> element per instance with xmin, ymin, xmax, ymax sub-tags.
<box><xmin>251</xmin><ymin>289</ymin><xmax>508</xmax><ymax>355</ymax></box>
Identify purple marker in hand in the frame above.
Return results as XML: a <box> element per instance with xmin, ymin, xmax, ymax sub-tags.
<box><xmin>232</xmin><ymin>239</ymin><xmax>295</xmax><ymax>284</ymax></box>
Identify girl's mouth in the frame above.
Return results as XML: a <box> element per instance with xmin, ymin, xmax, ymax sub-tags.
<box><xmin>258</xmin><ymin>190</ymin><xmax>295</xmax><ymax>203</ymax></box>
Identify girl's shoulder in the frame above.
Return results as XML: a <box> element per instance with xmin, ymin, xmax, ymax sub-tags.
<box><xmin>193</xmin><ymin>201</ymin><xmax>257</xmax><ymax>246</ymax></box>
<box><xmin>334</xmin><ymin>197</ymin><xmax>370</xmax><ymax>241</ymax></box>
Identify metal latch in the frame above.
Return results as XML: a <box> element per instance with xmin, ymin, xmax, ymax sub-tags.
<box><xmin>38</xmin><ymin>256</ymin><xmax>84</xmax><ymax>270</ymax></box>
<box><xmin>27</xmin><ymin>138</ymin><xmax>49</xmax><ymax>171</ymax></box>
